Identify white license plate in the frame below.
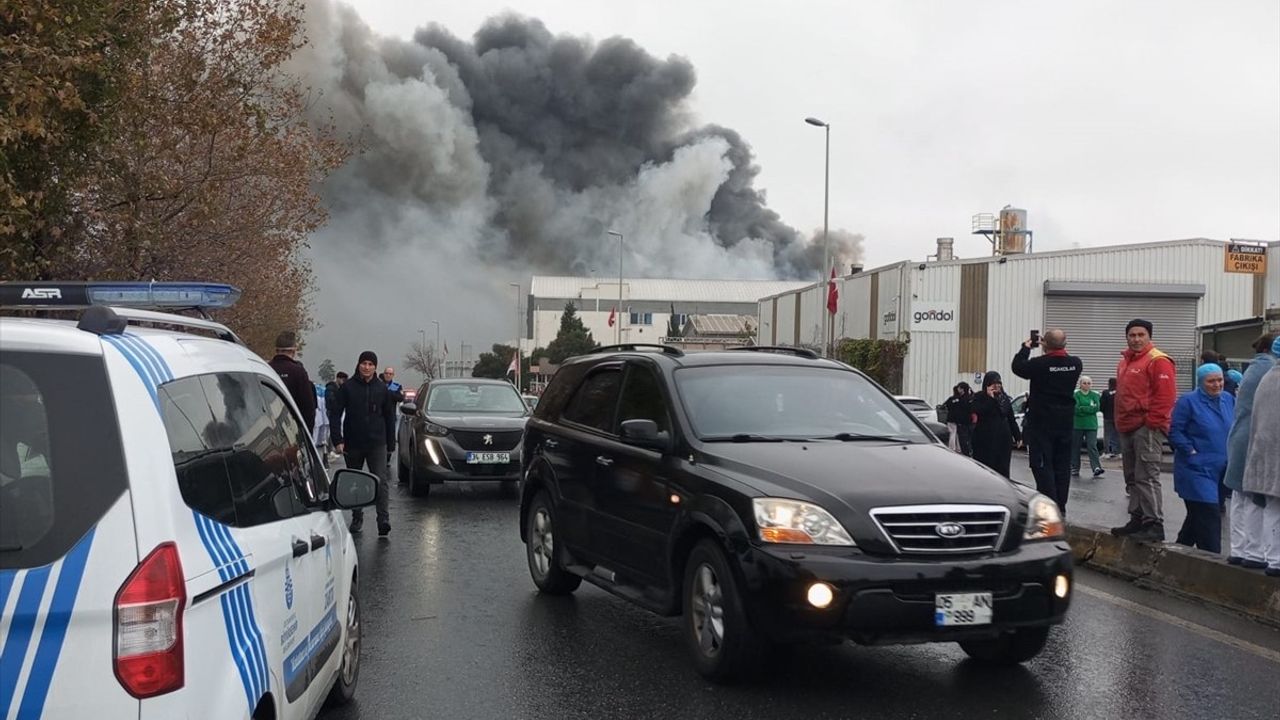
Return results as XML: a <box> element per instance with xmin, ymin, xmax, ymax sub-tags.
<box><xmin>934</xmin><ymin>592</ymin><xmax>993</xmax><ymax>626</ymax></box>
<box><xmin>466</xmin><ymin>452</ymin><xmax>510</xmax><ymax>464</ymax></box>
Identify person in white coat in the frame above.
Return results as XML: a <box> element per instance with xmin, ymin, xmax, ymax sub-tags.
<box><xmin>1241</xmin><ymin>337</ymin><xmax>1280</xmax><ymax>577</ymax></box>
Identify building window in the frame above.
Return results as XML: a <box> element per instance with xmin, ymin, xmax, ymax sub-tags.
<box><xmin>629</xmin><ymin>311</ymin><xmax>653</xmax><ymax>326</ymax></box>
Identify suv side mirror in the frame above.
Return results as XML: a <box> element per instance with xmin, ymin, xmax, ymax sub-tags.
<box><xmin>399</xmin><ymin>402</ymin><xmax>417</xmax><ymax>417</ymax></box>
<box><xmin>331</xmin><ymin>468</ymin><xmax>378</xmax><ymax>509</ymax></box>
<box><xmin>620</xmin><ymin>419</ymin><xmax>669</xmax><ymax>451</ymax></box>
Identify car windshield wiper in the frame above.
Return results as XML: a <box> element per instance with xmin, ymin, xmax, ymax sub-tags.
<box><xmin>816</xmin><ymin>432</ymin><xmax>913</xmax><ymax>443</ymax></box>
<box><xmin>701</xmin><ymin>434</ymin><xmax>795</xmax><ymax>443</ymax></box>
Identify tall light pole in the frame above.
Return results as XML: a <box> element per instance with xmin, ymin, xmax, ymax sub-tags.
<box><xmin>805</xmin><ymin>116</ymin><xmax>831</xmax><ymax>356</ymax></box>
<box><xmin>608</xmin><ymin>230</ymin><xmax>623</xmax><ymax>345</ymax></box>
<box><xmin>431</xmin><ymin>320</ymin><xmax>441</xmax><ymax>379</ymax></box>
<box><xmin>418</xmin><ymin>329</ymin><xmax>427</xmax><ymax>381</ymax></box>
<box><xmin>509</xmin><ymin>282</ymin><xmax>522</xmax><ymax>390</ymax></box>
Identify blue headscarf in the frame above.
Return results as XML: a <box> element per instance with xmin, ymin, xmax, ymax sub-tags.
<box><xmin>1227</xmin><ymin>369</ymin><xmax>1243</xmax><ymax>385</ymax></box>
<box><xmin>1195</xmin><ymin>363</ymin><xmax>1223</xmax><ymax>393</ymax></box>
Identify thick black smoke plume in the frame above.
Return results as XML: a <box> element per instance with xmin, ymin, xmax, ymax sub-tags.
<box><xmin>291</xmin><ymin>1</ymin><xmax>862</xmax><ymax>365</ymax></box>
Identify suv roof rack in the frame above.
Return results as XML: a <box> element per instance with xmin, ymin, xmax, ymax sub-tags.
<box><xmin>726</xmin><ymin>346</ymin><xmax>819</xmax><ymax>360</ymax></box>
<box><xmin>96</xmin><ymin>306</ymin><xmax>245</xmax><ymax>345</ymax></box>
<box><xmin>588</xmin><ymin>343</ymin><xmax>685</xmax><ymax>357</ymax></box>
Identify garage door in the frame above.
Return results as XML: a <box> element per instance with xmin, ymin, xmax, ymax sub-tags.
<box><xmin>1044</xmin><ymin>290</ymin><xmax>1200</xmax><ymax>392</ymax></box>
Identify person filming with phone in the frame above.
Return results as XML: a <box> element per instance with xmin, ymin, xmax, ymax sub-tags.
<box><xmin>1012</xmin><ymin>328</ymin><xmax>1083</xmax><ymax>514</ymax></box>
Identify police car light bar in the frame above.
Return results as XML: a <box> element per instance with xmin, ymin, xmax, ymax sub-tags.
<box><xmin>0</xmin><ymin>281</ymin><xmax>241</xmax><ymax>310</ymax></box>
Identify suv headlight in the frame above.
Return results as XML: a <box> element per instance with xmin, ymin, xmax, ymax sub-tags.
<box><xmin>1023</xmin><ymin>494</ymin><xmax>1065</xmax><ymax>541</ymax></box>
<box><xmin>421</xmin><ymin>420</ymin><xmax>450</xmax><ymax>436</ymax></box>
<box><xmin>753</xmin><ymin>498</ymin><xmax>856</xmax><ymax>546</ymax></box>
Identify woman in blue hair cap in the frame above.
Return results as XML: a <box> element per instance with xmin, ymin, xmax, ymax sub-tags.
<box><xmin>1225</xmin><ymin>369</ymin><xmax>1243</xmax><ymax>396</ymax></box>
<box><xmin>1168</xmin><ymin>363</ymin><xmax>1235</xmax><ymax>552</ymax></box>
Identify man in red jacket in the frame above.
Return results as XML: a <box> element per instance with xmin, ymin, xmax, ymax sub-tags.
<box><xmin>1111</xmin><ymin>319</ymin><xmax>1178</xmax><ymax>541</ymax></box>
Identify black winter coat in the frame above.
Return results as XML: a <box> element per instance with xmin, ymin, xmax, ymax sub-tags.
<box><xmin>943</xmin><ymin>394</ymin><xmax>973</xmax><ymax>425</ymax></box>
<box><xmin>328</xmin><ymin>373</ymin><xmax>397</xmax><ymax>451</ymax></box>
<box><xmin>269</xmin><ymin>354</ymin><xmax>316</xmax><ymax>433</ymax></box>
<box><xmin>970</xmin><ymin>391</ymin><xmax>1021</xmax><ymax>478</ymax></box>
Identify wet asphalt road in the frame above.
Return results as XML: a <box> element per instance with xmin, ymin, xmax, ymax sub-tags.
<box><xmin>322</xmin><ymin>476</ymin><xmax>1280</xmax><ymax>720</ymax></box>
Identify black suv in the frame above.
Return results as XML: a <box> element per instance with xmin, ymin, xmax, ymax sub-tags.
<box><xmin>519</xmin><ymin>345</ymin><xmax>1072</xmax><ymax>682</ymax></box>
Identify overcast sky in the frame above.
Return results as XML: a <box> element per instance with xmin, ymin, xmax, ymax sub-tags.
<box><xmin>338</xmin><ymin>0</ymin><xmax>1279</xmax><ymax>269</ymax></box>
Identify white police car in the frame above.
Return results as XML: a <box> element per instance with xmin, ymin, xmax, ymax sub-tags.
<box><xmin>0</xmin><ymin>282</ymin><xmax>378</xmax><ymax>719</ymax></box>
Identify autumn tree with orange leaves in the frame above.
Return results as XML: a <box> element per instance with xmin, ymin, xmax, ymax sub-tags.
<box><xmin>1</xmin><ymin>0</ymin><xmax>347</xmax><ymax>355</ymax></box>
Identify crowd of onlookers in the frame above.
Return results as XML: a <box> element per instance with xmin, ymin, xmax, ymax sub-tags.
<box><xmin>940</xmin><ymin>323</ymin><xmax>1279</xmax><ymax>576</ymax></box>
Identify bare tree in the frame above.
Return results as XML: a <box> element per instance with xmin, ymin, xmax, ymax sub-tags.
<box><xmin>404</xmin><ymin>341</ymin><xmax>441</xmax><ymax>380</ymax></box>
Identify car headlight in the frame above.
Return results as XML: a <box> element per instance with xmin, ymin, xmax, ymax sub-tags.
<box><xmin>1024</xmin><ymin>494</ymin><xmax>1065</xmax><ymax>541</ymax></box>
<box><xmin>421</xmin><ymin>420</ymin><xmax>450</xmax><ymax>436</ymax></box>
<box><xmin>753</xmin><ymin>498</ymin><xmax>856</xmax><ymax>546</ymax></box>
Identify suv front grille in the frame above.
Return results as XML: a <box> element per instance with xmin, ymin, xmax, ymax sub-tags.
<box><xmin>450</xmin><ymin>429</ymin><xmax>523</xmax><ymax>451</ymax></box>
<box><xmin>869</xmin><ymin>504</ymin><xmax>1010</xmax><ymax>555</ymax></box>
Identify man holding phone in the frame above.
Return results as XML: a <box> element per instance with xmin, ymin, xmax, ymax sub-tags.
<box><xmin>1012</xmin><ymin>328</ymin><xmax>1083</xmax><ymax>513</ymax></box>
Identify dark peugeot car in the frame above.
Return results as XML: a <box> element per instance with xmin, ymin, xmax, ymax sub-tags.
<box><xmin>397</xmin><ymin>378</ymin><xmax>529</xmax><ymax>496</ymax></box>
<box><xmin>519</xmin><ymin>345</ymin><xmax>1072</xmax><ymax>682</ymax></box>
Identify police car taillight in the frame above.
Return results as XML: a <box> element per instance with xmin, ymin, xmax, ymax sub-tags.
<box><xmin>114</xmin><ymin>543</ymin><xmax>186</xmax><ymax>698</ymax></box>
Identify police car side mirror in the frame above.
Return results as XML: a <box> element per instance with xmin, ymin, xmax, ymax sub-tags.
<box><xmin>399</xmin><ymin>402</ymin><xmax>417</xmax><ymax>416</ymax></box>
<box><xmin>332</xmin><ymin>469</ymin><xmax>378</xmax><ymax>509</ymax></box>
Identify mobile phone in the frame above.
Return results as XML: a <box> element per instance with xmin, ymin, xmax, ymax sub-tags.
<box><xmin>1030</xmin><ymin>329</ymin><xmax>1041</xmax><ymax>348</ymax></box>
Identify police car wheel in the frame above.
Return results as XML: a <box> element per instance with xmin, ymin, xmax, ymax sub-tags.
<box><xmin>325</xmin><ymin>582</ymin><xmax>362</xmax><ymax>707</ymax></box>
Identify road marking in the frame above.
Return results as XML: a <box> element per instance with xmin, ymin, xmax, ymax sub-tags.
<box><xmin>1076</xmin><ymin>583</ymin><xmax>1280</xmax><ymax>664</ymax></box>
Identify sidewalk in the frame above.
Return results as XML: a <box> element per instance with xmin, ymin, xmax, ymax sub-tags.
<box><xmin>1007</xmin><ymin>451</ymin><xmax>1279</xmax><ymax>626</ymax></box>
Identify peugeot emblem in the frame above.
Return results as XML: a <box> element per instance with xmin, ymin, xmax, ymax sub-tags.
<box><xmin>935</xmin><ymin>522</ymin><xmax>965</xmax><ymax>538</ymax></box>
<box><xmin>483</xmin><ymin>434</ymin><xmax>494</xmax><ymax>445</ymax></box>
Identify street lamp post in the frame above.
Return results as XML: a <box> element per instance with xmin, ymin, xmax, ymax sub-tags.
<box><xmin>608</xmin><ymin>231</ymin><xmax>623</xmax><ymax>345</ymax></box>
<box><xmin>418</xmin><ymin>329</ymin><xmax>427</xmax><ymax>380</ymax></box>
<box><xmin>431</xmin><ymin>320</ymin><xmax>441</xmax><ymax>379</ymax></box>
<box><xmin>805</xmin><ymin>116</ymin><xmax>831</xmax><ymax>356</ymax></box>
<box><xmin>509</xmin><ymin>283</ymin><xmax>522</xmax><ymax>390</ymax></box>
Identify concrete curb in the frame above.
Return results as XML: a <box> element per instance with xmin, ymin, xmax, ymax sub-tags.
<box><xmin>1066</xmin><ymin>524</ymin><xmax>1280</xmax><ymax>628</ymax></box>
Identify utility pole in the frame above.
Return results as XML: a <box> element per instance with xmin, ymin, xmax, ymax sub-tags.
<box><xmin>509</xmin><ymin>283</ymin><xmax>522</xmax><ymax>390</ymax></box>
<box><xmin>608</xmin><ymin>231</ymin><xmax>623</xmax><ymax>345</ymax></box>
<box><xmin>805</xmin><ymin>116</ymin><xmax>831</xmax><ymax>356</ymax></box>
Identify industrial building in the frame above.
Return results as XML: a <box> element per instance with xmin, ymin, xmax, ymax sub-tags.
<box><xmin>758</xmin><ymin>236</ymin><xmax>1279</xmax><ymax>406</ymax></box>
<box><xmin>525</xmin><ymin>276</ymin><xmax>808</xmax><ymax>351</ymax></box>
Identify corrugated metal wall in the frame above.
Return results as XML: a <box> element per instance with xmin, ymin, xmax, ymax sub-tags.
<box><xmin>983</xmin><ymin>241</ymin><xmax>1255</xmax><ymax>398</ymax></box>
<box><xmin>904</xmin><ymin>264</ymin><xmax>964</xmax><ymax>405</ymax></box>
<box><xmin>775</xmin><ymin>293</ymin><xmax>796</xmax><ymax>345</ymax></box>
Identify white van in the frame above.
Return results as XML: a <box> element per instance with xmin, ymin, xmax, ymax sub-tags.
<box><xmin>0</xmin><ymin>282</ymin><xmax>377</xmax><ymax>719</ymax></box>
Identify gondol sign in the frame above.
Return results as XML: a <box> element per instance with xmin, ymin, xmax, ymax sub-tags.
<box><xmin>910</xmin><ymin>302</ymin><xmax>957</xmax><ymax>332</ymax></box>
<box><xmin>1224</xmin><ymin>241</ymin><xmax>1267</xmax><ymax>275</ymax></box>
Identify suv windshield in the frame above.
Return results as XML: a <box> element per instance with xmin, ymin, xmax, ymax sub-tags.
<box><xmin>427</xmin><ymin>383</ymin><xmax>527</xmax><ymax>414</ymax></box>
<box><xmin>675</xmin><ymin>365</ymin><xmax>929</xmax><ymax>442</ymax></box>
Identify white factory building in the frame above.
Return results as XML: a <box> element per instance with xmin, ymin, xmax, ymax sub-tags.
<box><xmin>526</xmin><ymin>276</ymin><xmax>809</xmax><ymax>352</ymax></box>
<box><xmin>758</xmin><ymin>237</ymin><xmax>1279</xmax><ymax>406</ymax></box>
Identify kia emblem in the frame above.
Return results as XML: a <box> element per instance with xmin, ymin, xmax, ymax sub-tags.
<box><xmin>935</xmin><ymin>522</ymin><xmax>965</xmax><ymax>538</ymax></box>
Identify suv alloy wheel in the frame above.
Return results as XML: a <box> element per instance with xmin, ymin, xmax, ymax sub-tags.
<box><xmin>682</xmin><ymin>540</ymin><xmax>768</xmax><ymax>682</ymax></box>
<box><xmin>525</xmin><ymin>491</ymin><xmax>582</xmax><ymax>594</ymax></box>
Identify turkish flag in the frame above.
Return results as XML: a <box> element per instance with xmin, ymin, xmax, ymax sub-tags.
<box><xmin>608</xmin><ymin>306</ymin><xmax>616</xmax><ymax>327</ymax></box>
<box><xmin>826</xmin><ymin>267</ymin><xmax>838</xmax><ymax>315</ymax></box>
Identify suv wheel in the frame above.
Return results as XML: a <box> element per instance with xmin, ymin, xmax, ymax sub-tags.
<box><xmin>325</xmin><ymin>580</ymin><xmax>361</xmax><ymax>707</ymax></box>
<box><xmin>526</xmin><ymin>491</ymin><xmax>581</xmax><ymax>594</ymax></box>
<box><xmin>958</xmin><ymin>626</ymin><xmax>1049</xmax><ymax>665</ymax></box>
<box><xmin>683</xmin><ymin>539</ymin><xmax>768</xmax><ymax>683</ymax></box>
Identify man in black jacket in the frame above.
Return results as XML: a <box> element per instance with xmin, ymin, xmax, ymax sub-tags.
<box><xmin>329</xmin><ymin>350</ymin><xmax>397</xmax><ymax>535</ymax></box>
<box><xmin>1011</xmin><ymin>328</ymin><xmax>1083</xmax><ymax>513</ymax></box>
<box><xmin>268</xmin><ymin>332</ymin><xmax>316</xmax><ymax>434</ymax></box>
<box><xmin>942</xmin><ymin>383</ymin><xmax>974</xmax><ymax>456</ymax></box>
